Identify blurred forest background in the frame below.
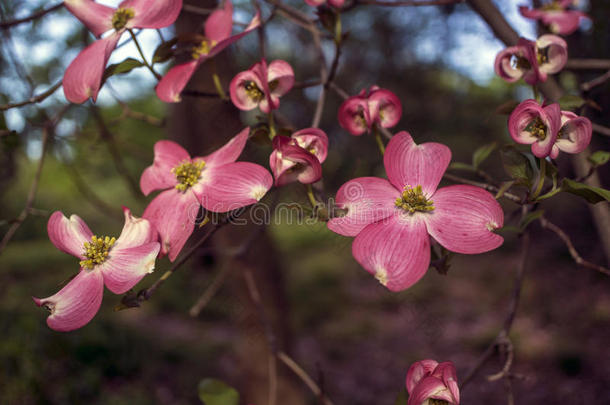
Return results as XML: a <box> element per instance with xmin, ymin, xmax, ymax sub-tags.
<box><xmin>0</xmin><ymin>0</ymin><xmax>609</xmax><ymax>404</ymax></box>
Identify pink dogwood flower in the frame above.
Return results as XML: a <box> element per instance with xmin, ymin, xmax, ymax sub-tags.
<box><xmin>33</xmin><ymin>208</ymin><xmax>160</xmax><ymax>332</ymax></box>
<box><xmin>305</xmin><ymin>0</ymin><xmax>345</xmax><ymax>8</ymax></box>
<box><xmin>156</xmin><ymin>0</ymin><xmax>261</xmax><ymax>102</ymax></box>
<box><xmin>519</xmin><ymin>0</ymin><xmax>588</xmax><ymax>35</ymax></box>
<box><xmin>550</xmin><ymin>110</ymin><xmax>592</xmax><ymax>158</ymax></box>
<box><xmin>327</xmin><ymin>132</ymin><xmax>503</xmax><ymax>291</ymax></box>
<box><xmin>140</xmin><ymin>128</ymin><xmax>272</xmax><ymax>261</ymax></box>
<box><xmin>406</xmin><ymin>360</ymin><xmax>460</xmax><ymax>405</ymax></box>
<box><xmin>338</xmin><ymin>86</ymin><xmax>402</xmax><ymax>136</ymax></box>
<box><xmin>269</xmin><ymin>128</ymin><xmax>328</xmax><ymax>186</ymax></box>
<box><xmin>494</xmin><ymin>35</ymin><xmax>567</xmax><ymax>85</ymax></box>
<box><xmin>230</xmin><ymin>60</ymin><xmax>295</xmax><ymax>114</ymax></box>
<box><xmin>63</xmin><ymin>0</ymin><xmax>182</xmax><ymax>103</ymax></box>
<box><xmin>508</xmin><ymin>99</ymin><xmax>561</xmax><ymax>158</ymax></box>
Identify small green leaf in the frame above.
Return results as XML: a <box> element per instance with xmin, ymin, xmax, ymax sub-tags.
<box><xmin>561</xmin><ymin>178</ymin><xmax>610</xmax><ymax>204</ymax></box>
<box><xmin>500</xmin><ymin>146</ymin><xmax>535</xmax><ymax>187</ymax></box>
<box><xmin>588</xmin><ymin>151</ymin><xmax>610</xmax><ymax>167</ymax></box>
<box><xmin>102</xmin><ymin>58</ymin><xmax>145</xmax><ymax>83</ymax></box>
<box><xmin>495</xmin><ymin>180</ymin><xmax>516</xmax><ymax>200</ymax></box>
<box><xmin>519</xmin><ymin>210</ymin><xmax>544</xmax><ymax>230</ymax></box>
<box><xmin>152</xmin><ymin>38</ymin><xmax>178</xmax><ymax>64</ymax></box>
<box><xmin>472</xmin><ymin>141</ymin><xmax>497</xmax><ymax>169</ymax></box>
<box><xmin>449</xmin><ymin>162</ymin><xmax>475</xmax><ymax>171</ymax></box>
<box><xmin>495</xmin><ymin>99</ymin><xmax>520</xmax><ymax>115</ymax></box>
<box><xmin>198</xmin><ymin>379</ymin><xmax>239</xmax><ymax>405</ymax></box>
<box><xmin>558</xmin><ymin>95</ymin><xmax>585</xmax><ymax>111</ymax></box>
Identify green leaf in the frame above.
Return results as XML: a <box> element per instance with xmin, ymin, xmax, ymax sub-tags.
<box><xmin>449</xmin><ymin>162</ymin><xmax>475</xmax><ymax>171</ymax></box>
<box><xmin>495</xmin><ymin>99</ymin><xmax>520</xmax><ymax>115</ymax></box>
<box><xmin>102</xmin><ymin>58</ymin><xmax>145</xmax><ymax>83</ymax></box>
<box><xmin>561</xmin><ymin>178</ymin><xmax>610</xmax><ymax>204</ymax></box>
<box><xmin>500</xmin><ymin>146</ymin><xmax>535</xmax><ymax>187</ymax></box>
<box><xmin>588</xmin><ymin>150</ymin><xmax>610</xmax><ymax>167</ymax></box>
<box><xmin>519</xmin><ymin>210</ymin><xmax>544</xmax><ymax>230</ymax></box>
<box><xmin>472</xmin><ymin>141</ymin><xmax>497</xmax><ymax>169</ymax></box>
<box><xmin>558</xmin><ymin>95</ymin><xmax>585</xmax><ymax>111</ymax></box>
<box><xmin>152</xmin><ymin>38</ymin><xmax>178</xmax><ymax>64</ymax></box>
<box><xmin>495</xmin><ymin>180</ymin><xmax>516</xmax><ymax>200</ymax></box>
<box><xmin>198</xmin><ymin>379</ymin><xmax>239</xmax><ymax>405</ymax></box>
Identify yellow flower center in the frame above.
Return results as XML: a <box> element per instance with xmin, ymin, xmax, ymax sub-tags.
<box><xmin>525</xmin><ymin>117</ymin><xmax>548</xmax><ymax>140</ymax></box>
<box><xmin>80</xmin><ymin>235</ymin><xmax>116</xmax><ymax>269</ymax></box>
<box><xmin>173</xmin><ymin>160</ymin><xmax>206</xmax><ymax>192</ymax></box>
<box><xmin>395</xmin><ymin>185</ymin><xmax>435</xmax><ymax>214</ymax></box>
<box><xmin>244</xmin><ymin>81</ymin><xmax>264</xmax><ymax>102</ymax></box>
<box><xmin>192</xmin><ymin>39</ymin><xmax>217</xmax><ymax>59</ymax></box>
<box><xmin>112</xmin><ymin>8</ymin><xmax>135</xmax><ymax>31</ymax></box>
<box><xmin>541</xmin><ymin>1</ymin><xmax>565</xmax><ymax>11</ymax></box>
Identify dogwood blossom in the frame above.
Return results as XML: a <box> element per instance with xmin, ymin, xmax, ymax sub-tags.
<box><xmin>327</xmin><ymin>132</ymin><xmax>503</xmax><ymax>291</ymax></box>
<box><xmin>63</xmin><ymin>0</ymin><xmax>182</xmax><ymax>103</ymax></box>
<box><xmin>230</xmin><ymin>60</ymin><xmax>295</xmax><ymax>113</ymax></box>
<box><xmin>269</xmin><ymin>128</ymin><xmax>328</xmax><ymax>186</ymax></box>
<box><xmin>33</xmin><ymin>208</ymin><xmax>160</xmax><ymax>331</ymax></box>
<box><xmin>494</xmin><ymin>35</ymin><xmax>567</xmax><ymax>85</ymax></box>
<box><xmin>338</xmin><ymin>86</ymin><xmax>402</xmax><ymax>136</ymax></box>
<box><xmin>140</xmin><ymin>128</ymin><xmax>272</xmax><ymax>261</ymax></box>
<box><xmin>519</xmin><ymin>0</ymin><xmax>587</xmax><ymax>35</ymax></box>
<box><xmin>406</xmin><ymin>360</ymin><xmax>460</xmax><ymax>405</ymax></box>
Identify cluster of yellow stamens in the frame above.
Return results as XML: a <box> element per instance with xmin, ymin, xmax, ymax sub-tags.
<box><xmin>244</xmin><ymin>81</ymin><xmax>264</xmax><ymax>102</ymax></box>
<box><xmin>112</xmin><ymin>8</ymin><xmax>135</xmax><ymax>31</ymax></box>
<box><xmin>541</xmin><ymin>1</ymin><xmax>564</xmax><ymax>11</ymax></box>
<box><xmin>80</xmin><ymin>235</ymin><xmax>116</xmax><ymax>269</ymax></box>
<box><xmin>395</xmin><ymin>185</ymin><xmax>435</xmax><ymax>214</ymax></box>
<box><xmin>192</xmin><ymin>39</ymin><xmax>215</xmax><ymax>59</ymax></box>
<box><xmin>525</xmin><ymin>117</ymin><xmax>548</xmax><ymax>140</ymax></box>
<box><xmin>173</xmin><ymin>160</ymin><xmax>206</xmax><ymax>192</ymax></box>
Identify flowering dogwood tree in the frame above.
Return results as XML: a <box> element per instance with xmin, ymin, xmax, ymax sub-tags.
<box><xmin>0</xmin><ymin>0</ymin><xmax>608</xmax><ymax>403</ymax></box>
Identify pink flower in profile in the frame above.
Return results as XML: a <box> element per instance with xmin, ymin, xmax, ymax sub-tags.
<box><xmin>230</xmin><ymin>60</ymin><xmax>295</xmax><ymax>114</ymax></box>
<box><xmin>549</xmin><ymin>110</ymin><xmax>592</xmax><ymax>158</ymax></box>
<box><xmin>140</xmin><ymin>128</ymin><xmax>272</xmax><ymax>261</ymax></box>
<box><xmin>406</xmin><ymin>360</ymin><xmax>460</xmax><ymax>405</ymax></box>
<box><xmin>508</xmin><ymin>99</ymin><xmax>561</xmax><ymax>158</ymax></box>
<box><xmin>269</xmin><ymin>128</ymin><xmax>328</xmax><ymax>186</ymax></box>
<box><xmin>327</xmin><ymin>132</ymin><xmax>503</xmax><ymax>291</ymax></box>
<box><xmin>33</xmin><ymin>208</ymin><xmax>160</xmax><ymax>332</ymax></box>
<box><xmin>338</xmin><ymin>86</ymin><xmax>402</xmax><ymax>136</ymax></box>
<box><xmin>63</xmin><ymin>0</ymin><xmax>182</xmax><ymax>103</ymax></box>
<box><xmin>156</xmin><ymin>0</ymin><xmax>261</xmax><ymax>102</ymax></box>
<box><xmin>519</xmin><ymin>0</ymin><xmax>588</xmax><ymax>35</ymax></box>
<box><xmin>305</xmin><ymin>0</ymin><xmax>345</xmax><ymax>8</ymax></box>
<box><xmin>494</xmin><ymin>35</ymin><xmax>567</xmax><ymax>85</ymax></box>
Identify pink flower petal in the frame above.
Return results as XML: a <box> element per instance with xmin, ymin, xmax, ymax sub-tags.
<box><xmin>207</xmin><ymin>11</ymin><xmax>261</xmax><ymax>59</ymax></box>
<box><xmin>63</xmin><ymin>33</ymin><xmax>121</xmax><ymax>104</ymax></box>
<box><xmin>518</xmin><ymin>5</ymin><xmax>544</xmax><ymax>20</ymax></box>
<box><xmin>292</xmin><ymin>128</ymin><xmax>329</xmax><ymax>163</ymax></box>
<box><xmin>155</xmin><ymin>59</ymin><xmax>200</xmax><ymax>103</ymax></box>
<box><xmin>195</xmin><ymin>162</ymin><xmax>272</xmax><ymax>212</ymax></box>
<box><xmin>338</xmin><ymin>96</ymin><xmax>370</xmax><ymax>136</ymax></box>
<box><xmin>384</xmin><ymin>131</ymin><xmax>451</xmax><ymax>197</ymax></box>
<box><xmin>406</xmin><ymin>359</ymin><xmax>439</xmax><ymax>394</ymax></box>
<box><xmin>368</xmin><ymin>88</ymin><xmax>402</xmax><ymax>129</ymax></box>
<box><xmin>120</xmin><ymin>0</ymin><xmax>182</xmax><ymax>29</ymax></box>
<box><xmin>140</xmin><ymin>140</ymin><xmax>190</xmax><ymax>195</ymax></box>
<box><xmin>555</xmin><ymin>115</ymin><xmax>592</xmax><ymax>155</ymax></box>
<box><xmin>100</xmin><ymin>242</ymin><xmax>160</xmax><ymax>294</ymax></box>
<box><xmin>352</xmin><ymin>214</ymin><xmax>430</xmax><ymax>292</ymax></box>
<box><xmin>47</xmin><ymin>211</ymin><xmax>94</xmax><ymax>259</ymax></box>
<box><xmin>267</xmin><ymin>60</ymin><xmax>295</xmax><ymax>97</ymax></box>
<box><xmin>508</xmin><ymin>99</ymin><xmax>560</xmax><ymax>157</ymax></box>
<box><xmin>305</xmin><ymin>0</ymin><xmax>326</xmax><ymax>6</ymax></box>
<box><xmin>204</xmin><ymin>0</ymin><xmax>234</xmax><ymax>42</ymax></box>
<box><xmin>270</xmin><ymin>137</ymin><xmax>322</xmax><ymax>186</ymax></box>
<box><xmin>425</xmin><ymin>185</ymin><xmax>504</xmax><ymax>254</ymax></box>
<box><xmin>197</xmin><ymin>127</ymin><xmax>249</xmax><ymax>169</ymax></box>
<box><xmin>327</xmin><ymin>177</ymin><xmax>399</xmax><ymax>237</ymax></box>
<box><xmin>438</xmin><ymin>362</ymin><xmax>460</xmax><ymax>404</ymax></box>
<box><xmin>537</xmin><ymin>34</ymin><xmax>568</xmax><ymax>74</ymax></box>
<box><xmin>328</xmin><ymin>0</ymin><xmax>345</xmax><ymax>7</ymax></box>
<box><xmin>143</xmin><ymin>189</ymin><xmax>200</xmax><ymax>262</ymax></box>
<box><xmin>542</xmin><ymin>10</ymin><xmax>585</xmax><ymax>35</ymax></box>
<box><xmin>407</xmin><ymin>376</ymin><xmax>456</xmax><ymax>405</ymax></box>
<box><xmin>33</xmin><ymin>268</ymin><xmax>104</xmax><ymax>332</ymax></box>
<box><xmin>115</xmin><ymin>207</ymin><xmax>159</xmax><ymax>248</ymax></box>
<box><xmin>64</xmin><ymin>0</ymin><xmax>115</xmax><ymax>37</ymax></box>
<box><xmin>230</xmin><ymin>69</ymin><xmax>266</xmax><ymax>111</ymax></box>
<box><xmin>494</xmin><ymin>46</ymin><xmax>525</xmax><ymax>83</ymax></box>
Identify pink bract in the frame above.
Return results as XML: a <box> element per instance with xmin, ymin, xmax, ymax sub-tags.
<box><xmin>338</xmin><ymin>86</ymin><xmax>402</xmax><ymax>136</ymax></box>
<box><xmin>406</xmin><ymin>360</ymin><xmax>460</xmax><ymax>405</ymax></box>
<box><xmin>156</xmin><ymin>0</ymin><xmax>261</xmax><ymax>102</ymax></box>
<box><xmin>33</xmin><ymin>208</ymin><xmax>160</xmax><ymax>332</ymax></box>
<box><xmin>140</xmin><ymin>128</ymin><xmax>273</xmax><ymax>261</ymax></box>
<box><xmin>508</xmin><ymin>99</ymin><xmax>561</xmax><ymax>158</ymax></box>
<box><xmin>269</xmin><ymin>128</ymin><xmax>328</xmax><ymax>186</ymax></box>
<box><xmin>327</xmin><ymin>132</ymin><xmax>504</xmax><ymax>291</ymax></box>
<box><xmin>494</xmin><ymin>35</ymin><xmax>567</xmax><ymax>85</ymax></box>
<box><xmin>230</xmin><ymin>59</ymin><xmax>295</xmax><ymax>113</ymax></box>
<box><xmin>550</xmin><ymin>110</ymin><xmax>592</xmax><ymax>159</ymax></box>
<box><xmin>62</xmin><ymin>0</ymin><xmax>182</xmax><ymax>104</ymax></box>
<box><xmin>519</xmin><ymin>1</ymin><xmax>588</xmax><ymax>35</ymax></box>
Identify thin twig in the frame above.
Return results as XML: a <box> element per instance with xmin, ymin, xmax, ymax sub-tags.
<box><xmin>566</xmin><ymin>59</ymin><xmax>610</xmax><ymax>70</ymax></box>
<box><xmin>0</xmin><ymin>81</ymin><xmax>62</xmax><ymax>111</ymax></box>
<box><xmin>277</xmin><ymin>352</ymin><xmax>335</xmax><ymax>405</ymax></box>
<box><xmin>592</xmin><ymin>123</ymin><xmax>610</xmax><ymax>137</ymax></box>
<box><xmin>0</xmin><ymin>3</ymin><xmax>63</xmax><ymax>29</ymax></box>
<box><xmin>581</xmin><ymin>70</ymin><xmax>610</xmax><ymax>92</ymax></box>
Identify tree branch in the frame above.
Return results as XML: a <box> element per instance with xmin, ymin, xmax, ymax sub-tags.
<box><xmin>0</xmin><ymin>81</ymin><xmax>62</xmax><ymax>111</ymax></box>
<box><xmin>0</xmin><ymin>3</ymin><xmax>63</xmax><ymax>29</ymax></box>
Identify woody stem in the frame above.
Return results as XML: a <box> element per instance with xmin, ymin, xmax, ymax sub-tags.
<box><xmin>532</xmin><ymin>157</ymin><xmax>546</xmax><ymax>199</ymax></box>
<box><xmin>127</xmin><ymin>29</ymin><xmax>161</xmax><ymax>80</ymax></box>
